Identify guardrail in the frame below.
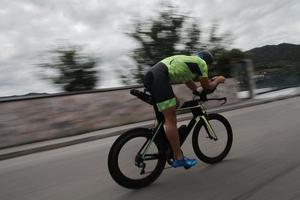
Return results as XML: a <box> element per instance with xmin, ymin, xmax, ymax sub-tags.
<box><xmin>0</xmin><ymin>85</ymin><xmax>142</xmax><ymax>103</ymax></box>
<box><xmin>0</xmin><ymin>80</ymin><xmax>239</xmax><ymax>149</ymax></box>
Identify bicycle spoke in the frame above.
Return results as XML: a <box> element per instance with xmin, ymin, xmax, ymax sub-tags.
<box><xmin>143</xmin><ymin>153</ymin><xmax>160</xmax><ymax>161</ymax></box>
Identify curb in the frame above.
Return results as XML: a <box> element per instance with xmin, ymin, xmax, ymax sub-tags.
<box><xmin>1</xmin><ymin>93</ymin><xmax>300</xmax><ymax>161</ymax></box>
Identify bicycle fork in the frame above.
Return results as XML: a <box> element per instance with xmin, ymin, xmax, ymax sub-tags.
<box><xmin>196</xmin><ymin>115</ymin><xmax>218</xmax><ymax>141</ymax></box>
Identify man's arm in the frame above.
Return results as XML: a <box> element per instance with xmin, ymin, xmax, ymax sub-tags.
<box><xmin>199</xmin><ymin>76</ymin><xmax>225</xmax><ymax>91</ymax></box>
<box><xmin>185</xmin><ymin>76</ymin><xmax>225</xmax><ymax>93</ymax></box>
<box><xmin>185</xmin><ymin>81</ymin><xmax>198</xmax><ymax>92</ymax></box>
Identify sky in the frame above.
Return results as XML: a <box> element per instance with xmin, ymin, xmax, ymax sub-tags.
<box><xmin>1</xmin><ymin>0</ymin><xmax>300</xmax><ymax>97</ymax></box>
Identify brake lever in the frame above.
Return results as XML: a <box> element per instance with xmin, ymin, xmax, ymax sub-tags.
<box><xmin>204</xmin><ymin>97</ymin><xmax>227</xmax><ymax>105</ymax></box>
<box><xmin>221</xmin><ymin>97</ymin><xmax>227</xmax><ymax>105</ymax></box>
<box><xmin>193</xmin><ymin>90</ymin><xmax>227</xmax><ymax>105</ymax></box>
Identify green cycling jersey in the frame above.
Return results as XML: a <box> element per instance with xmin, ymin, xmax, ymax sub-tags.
<box><xmin>160</xmin><ymin>55</ymin><xmax>208</xmax><ymax>84</ymax></box>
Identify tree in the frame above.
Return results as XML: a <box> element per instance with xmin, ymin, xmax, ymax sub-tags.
<box><xmin>208</xmin><ymin>22</ymin><xmax>233</xmax><ymax>53</ymax></box>
<box><xmin>122</xmin><ymin>5</ymin><xmax>235</xmax><ymax>84</ymax></box>
<box><xmin>122</xmin><ymin>7</ymin><xmax>186</xmax><ymax>84</ymax></box>
<box><xmin>40</xmin><ymin>46</ymin><xmax>99</xmax><ymax>92</ymax></box>
<box><xmin>211</xmin><ymin>48</ymin><xmax>248</xmax><ymax>77</ymax></box>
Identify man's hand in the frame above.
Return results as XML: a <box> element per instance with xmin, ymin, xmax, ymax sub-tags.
<box><xmin>218</xmin><ymin>76</ymin><xmax>226</xmax><ymax>83</ymax></box>
<box><xmin>212</xmin><ymin>76</ymin><xmax>225</xmax><ymax>83</ymax></box>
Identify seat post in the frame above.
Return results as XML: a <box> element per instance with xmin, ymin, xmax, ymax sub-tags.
<box><xmin>153</xmin><ymin>104</ymin><xmax>164</xmax><ymax>123</ymax></box>
<box><xmin>143</xmin><ymin>88</ymin><xmax>164</xmax><ymax>124</ymax></box>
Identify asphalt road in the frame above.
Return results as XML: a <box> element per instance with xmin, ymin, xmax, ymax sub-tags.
<box><xmin>1</xmin><ymin>96</ymin><xmax>300</xmax><ymax>200</ymax></box>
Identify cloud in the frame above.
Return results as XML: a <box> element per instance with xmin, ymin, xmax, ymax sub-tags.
<box><xmin>0</xmin><ymin>0</ymin><xmax>300</xmax><ymax>96</ymax></box>
<box><xmin>173</xmin><ymin>0</ymin><xmax>300</xmax><ymax>49</ymax></box>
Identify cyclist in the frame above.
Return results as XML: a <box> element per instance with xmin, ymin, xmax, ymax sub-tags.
<box><xmin>143</xmin><ymin>51</ymin><xmax>225</xmax><ymax>169</ymax></box>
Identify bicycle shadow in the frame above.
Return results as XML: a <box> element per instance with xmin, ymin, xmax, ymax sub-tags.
<box><xmin>114</xmin><ymin>157</ymin><xmax>249</xmax><ymax>200</ymax></box>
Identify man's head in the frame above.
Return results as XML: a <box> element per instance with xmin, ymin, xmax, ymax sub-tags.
<box><xmin>195</xmin><ymin>51</ymin><xmax>213</xmax><ymax>67</ymax></box>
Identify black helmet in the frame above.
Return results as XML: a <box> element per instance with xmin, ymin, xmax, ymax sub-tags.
<box><xmin>195</xmin><ymin>51</ymin><xmax>213</xmax><ymax>66</ymax></box>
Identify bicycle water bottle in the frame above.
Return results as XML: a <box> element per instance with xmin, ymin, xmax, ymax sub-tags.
<box><xmin>178</xmin><ymin>125</ymin><xmax>187</xmax><ymax>145</ymax></box>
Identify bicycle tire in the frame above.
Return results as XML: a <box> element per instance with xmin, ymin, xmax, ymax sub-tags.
<box><xmin>108</xmin><ymin>128</ymin><xmax>166</xmax><ymax>189</ymax></box>
<box><xmin>192</xmin><ymin>113</ymin><xmax>233</xmax><ymax>164</ymax></box>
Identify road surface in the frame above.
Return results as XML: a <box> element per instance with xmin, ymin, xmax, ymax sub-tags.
<box><xmin>1</xmin><ymin>96</ymin><xmax>300</xmax><ymax>200</ymax></box>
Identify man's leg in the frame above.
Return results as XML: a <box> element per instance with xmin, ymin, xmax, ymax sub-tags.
<box><xmin>161</xmin><ymin>106</ymin><xmax>183</xmax><ymax>160</ymax></box>
<box><xmin>161</xmin><ymin>104</ymin><xmax>197</xmax><ymax>168</ymax></box>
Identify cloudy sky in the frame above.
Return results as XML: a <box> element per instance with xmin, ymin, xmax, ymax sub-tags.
<box><xmin>1</xmin><ymin>0</ymin><xmax>300</xmax><ymax>97</ymax></box>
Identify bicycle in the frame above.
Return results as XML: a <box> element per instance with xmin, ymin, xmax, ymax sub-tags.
<box><xmin>108</xmin><ymin>87</ymin><xmax>233</xmax><ymax>189</ymax></box>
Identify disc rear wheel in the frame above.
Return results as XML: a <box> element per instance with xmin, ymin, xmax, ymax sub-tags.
<box><xmin>108</xmin><ymin>128</ymin><xmax>166</xmax><ymax>189</ymax></box>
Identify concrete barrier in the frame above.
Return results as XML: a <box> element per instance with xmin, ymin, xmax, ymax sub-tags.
<box><xmin>0</xmin><ymin>79</ymin><xmax>239</xmax><ymax>149</ymax></box>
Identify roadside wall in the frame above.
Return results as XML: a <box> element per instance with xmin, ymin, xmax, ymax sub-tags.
<box><xmin>0</xmin><ymin>79</ymin><xmax>239</xmax><ymax>148</ymax></box>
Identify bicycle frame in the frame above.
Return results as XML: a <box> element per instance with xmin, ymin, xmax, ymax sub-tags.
<box><xmin>108</xmin><ymin>88</ymin><xmax>230</xmax><ymax>188</ymax></box>
<box><xmin>138</xmin><ymin>101</ymin><xmax>218</xmax><ymax>160</ymax></box>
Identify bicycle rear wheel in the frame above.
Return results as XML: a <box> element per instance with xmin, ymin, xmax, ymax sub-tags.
<box><xmin>108</xmin><ymin>128</ymin><xmax>166</xmax><ymax>189</ymax></box>
<box><xmin>192</xmin><ymin>113</ymin><xmax>233</xmax><ymax>164</ymax></box>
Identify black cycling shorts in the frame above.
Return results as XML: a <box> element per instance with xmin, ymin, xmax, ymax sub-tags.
<box><xmin>143</xmin><ymin>62</ymin><xmax>176</xmax><ymax>111</ymax></box>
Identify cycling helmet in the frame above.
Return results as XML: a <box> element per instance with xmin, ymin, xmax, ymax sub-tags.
<box><xmin>195</xmin><ymin>51</ymin><xmax>214</xmax><ymax>66</ymax></box>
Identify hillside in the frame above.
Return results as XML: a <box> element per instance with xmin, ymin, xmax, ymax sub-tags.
<box><xmin>246</xmin><ymin>43</ymin><xmax>300</xmax><ymax>89</ymax></box>
<box><xmin>246</xmin><ymin>43</ymin><xmax>300</xmax><ymax>68</ymax></box>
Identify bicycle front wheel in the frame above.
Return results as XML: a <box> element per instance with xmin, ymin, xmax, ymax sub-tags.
<box><xmin>108</xmin><ymin>128</ymin><xmax>166</xmax><ymax>189</ymax></box>
<box><xmin>192</xmin><ymin>113</ymin><xmax>233</xmax><ymax>164</ymax></box>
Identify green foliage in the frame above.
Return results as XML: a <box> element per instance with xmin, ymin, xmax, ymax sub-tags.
<box><xmin>247</xmin><ymin>43</ymin><xmax>300</xmax><ymax>68</ymax></box>
<box><xmin>211</xmin><ymin>49</ymin><xmax>247</xmax><ymax>78</ymax></box>
<box><xmin>247</xmin><ymin>43</ymin><xmax>300</xmax><ymax>89</ymax></box>
<box><xmin>122</xmin><ymin>5</ymin><xmax>239</xmax><ymax>84</ymax></box>
<box><xmin>124</xmin><ymin>7</ymin><xmax>187</xmax><ymax>84</ymax></box>
<box><xmin>40</xmin><ymin>46</ymin><xmax>99</xmax><ymax>92</ymax></box>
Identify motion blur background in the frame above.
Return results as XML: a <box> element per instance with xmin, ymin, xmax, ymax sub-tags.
<box><xmin>1</xmin><ymin>2</ymin><xmax>300</xmax><ymax>199</ymax></box>
<box><xmin>1</xmin><ymin>0</ymin><xmax>300</xmax><ymax>97</ymax></box>
<box><xmin>1</xmin><ymin>0</ymin><xmax>300</xmax><ymax>148</ymax></box>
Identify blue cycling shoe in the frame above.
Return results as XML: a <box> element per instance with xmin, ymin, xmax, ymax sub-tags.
<box><xmin>171</xmin><ymin>157</ymin><xmax>197</xmax><ymax>169</ymax></box>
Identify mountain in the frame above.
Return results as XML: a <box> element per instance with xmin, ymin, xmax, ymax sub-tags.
<box><xmin>245</xmin><ymin>43</ymin><xmax>300</xmax><ymax>89</ymax></box>
<box><xmin>246</xmin><ymin>43</ymin><xmax>300</xmax><ymax>68</ymax></box>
